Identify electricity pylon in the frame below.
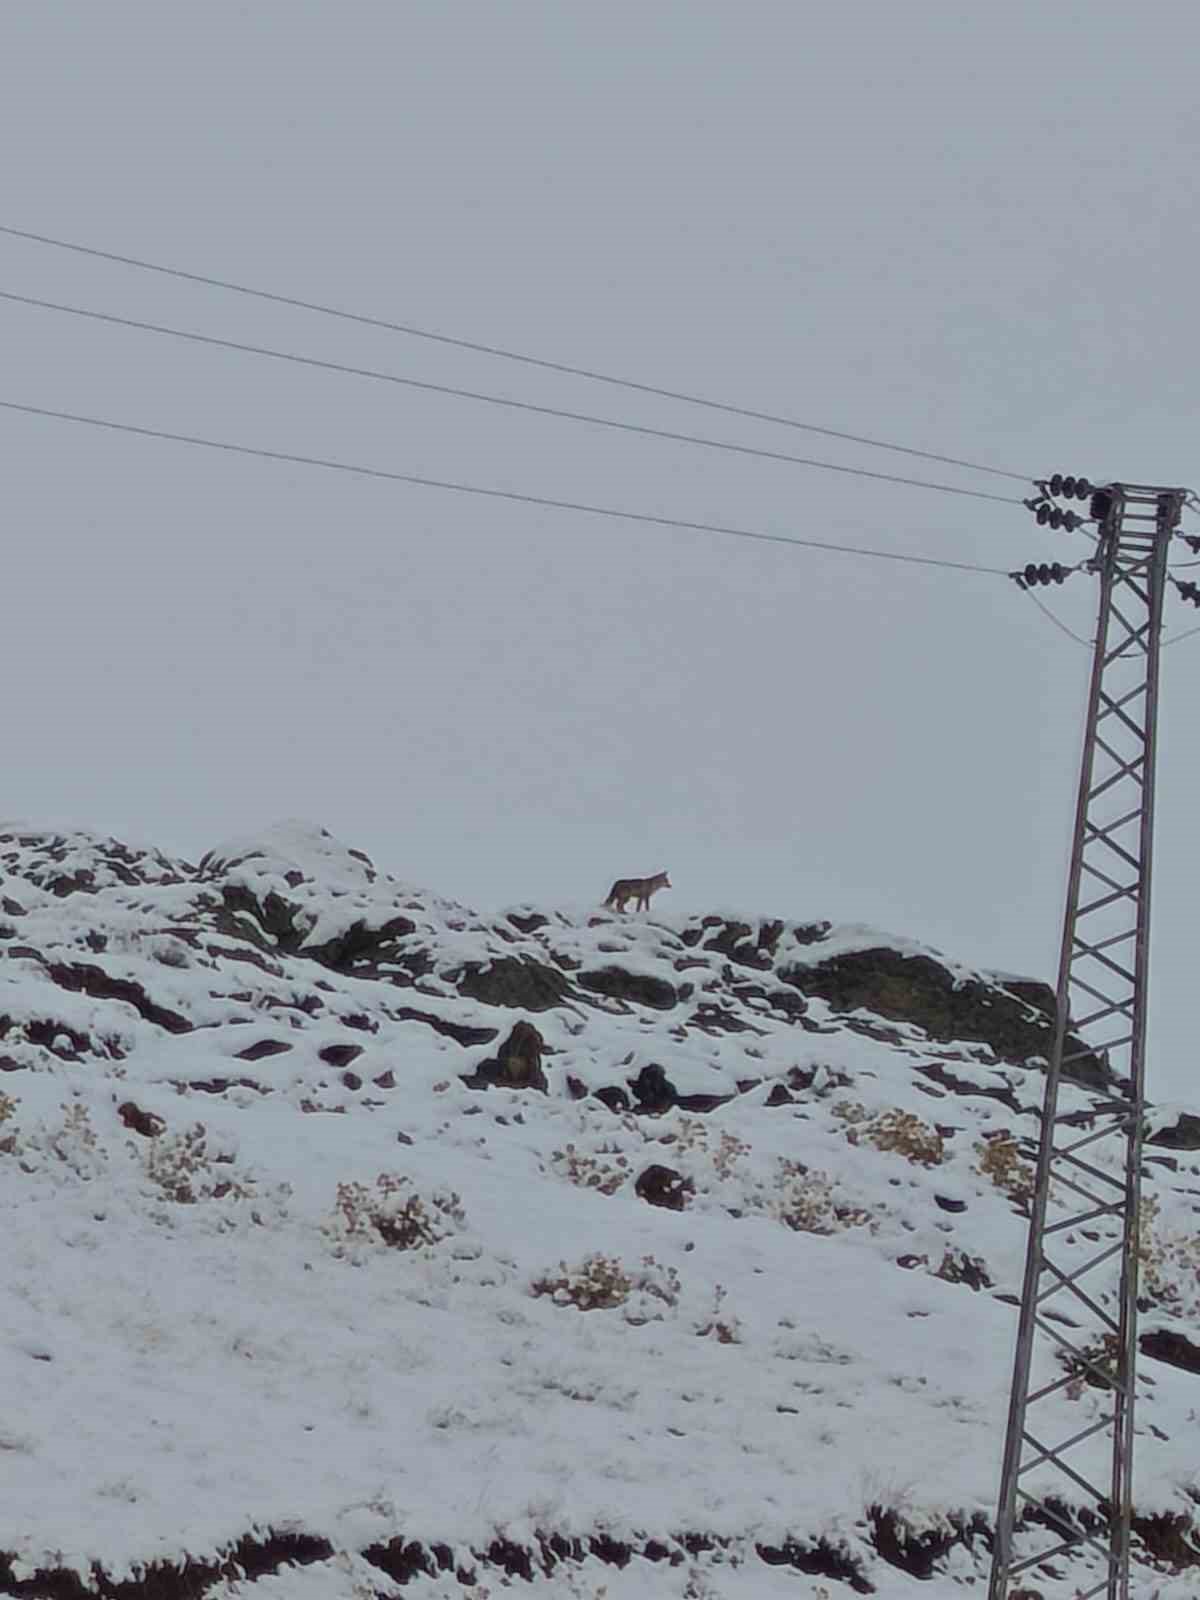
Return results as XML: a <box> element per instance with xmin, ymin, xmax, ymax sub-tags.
<box><xmin>989</xmin><ymin>482</ymin><xmax>1188</xmax><ymax>1599</ymax></box>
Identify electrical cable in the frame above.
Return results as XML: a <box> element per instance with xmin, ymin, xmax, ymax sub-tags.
<box><xmin>0</xmin><ymin>396</ymin><xmax>1014</xmax><ymax>577</ymax></box>
<box><xmin>1019</xmin><ymin>587</ymin><xmax>1093</xmax><ymax>648</ymax></box>
<box><xmin>1163</xmin><ymin>620</ymin><xmax>1200</xmax><ymax>648</ymax></box>
<box><xmin>0</xmin><ymin>287</ymin><xmax>1021</xmax><ymax>507</ymax></box>
<box><xmin>0</xmin><ymin>221</ymin><xmax>1033</xmax><ymax>486</ymax></box>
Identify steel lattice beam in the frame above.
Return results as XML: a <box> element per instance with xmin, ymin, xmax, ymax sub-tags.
<box><xmin>989</xmin><ymin>484</ymin><xmax>1187</xmax><ymax>1599</ymax></box>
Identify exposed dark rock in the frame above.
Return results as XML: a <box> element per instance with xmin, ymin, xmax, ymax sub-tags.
<box><xmin>1131</xmin><ymin>1510</ymin><xmax>1200</xmax><ymax>1569</ymax></box>
<box><xmin>914</xmin><ymin>1059</ymin><xmax>1021</xmax><ymax>1113</ymax></box>
<box><xmin>117</xmin><ymin>1102</ymin><xmax>165</xmax><ymax>1139</ymax></box>
<box><xmin>869</xmin><ymin>1506</ymin><xmax>990</xmax><ymax>1580</ymax></box>
<box><xmin>689</xmin><ymin>1003</ymin><xmax>761</xmax><ymax>1034</ymax></box>
<box><xmin>496</xmin><ymin>1021</ymin><xmax>548</xmax><ymax>1089</ymax></box>
<box><xmin>217</xmin><ymin>884</ymin><xmax>302</xmax><ymax>951</ymax></box>
<box><xmin>698</xmin><ymin>920</ymin><xmax>774</xmax><ymax>970</ymax></box>
<box><xmin>373</xmin><ymin>1070</ymin><xmax>395</xmax><ymax>1090</ymax></box>
<box><xmin>457</xmin><ymin>956</ymin><xmax>571</xmax><ymax>1012</ymax></box>
<box><xmin>1147</xmin><ymin>1112</ymin><xmax>1200</xmax><ymax>1151</ymax></box>
<box><xmin>765</xmin><ymin>1083</ymin><xmax>793</xmax><ymax>1106</ymax></box>
<box><xmin>186</xmin><ymin>1078</ymin><xmax>266</xmax><ymax>1096</ymax></box>
<box><xmin>678</xmin><ymin>1092</ymin><xmax>734</xmax><ymax>1113</ymax></box>
<box><xmin>24</xmin><ymin>1018</ymin><xmax>93</xmax><ymax>1058</ymax></box>
<box><xmin>461</xmin><ymin>1021</ymin><xmax>549</xmax><ymax>1094</ymax></box>
<box><xmin>1141</xmin><ymin>1328</ymin><xmax>1200</xmax><ymax>1375</ymax></box>
<box><xmin>756</xmin><ymin>1537</ymin><xmax>874</xmax><ymax>1592</ymax></box>
<box><xmin>629</xmin><ymin>1063</ymin><xmax>676</xmax><ymax>1113</ymax></box>
<box><xmin>234</xmin><ymin>1039</ymin><xmax>292</xmax><ymax>1061</ymax></box>
<box><xmin>363</xmin><ymin>1538</ymin><xmax>438</xmax><ymax>1585</ymax></box>
<box><xmin>934</xmin><ymin>1194</ymin><xmax>967</xmax><ymax>1214</ymax></box>
<box><xmin>586</xmin><ymin>1534</ymin><xmax>631</xmax><ymax>1569</ymax></box>
<box><xmin>0</xmin><ymin>1529</ymin><xmax>333</xmax><ymax>1600</ymax></box>
<box><xmin>635</xmin><ymin>1163</ymin><xmax>694</xmax><ymax>1211</ymax></box>
<box><xmin>341</xmin><ymin>1071</ymin><xmax>362</xmax><ymax>1091</ymax></box>
<box><xmin>45</xmin><ymin>962</ymin><xmax>192</xmax><ymax>1035</ymax></box>
<box><xmin>934</xmin><ymin>1249</ymin><xmax>992</xmax><ymax>1291</ymax></box>
<box><xmin>507</xmin><ymin>910</ymin><xmax>548</xmax><ymax>934</ymax></box>
<box><xmin>386</xmin><ymin>1006</ymin><xmax>495</xmax><ymax>1047</ymax></box>
<box><xmin>318</xmin><ymin>1043</ymin><xmax>363</xmax><ymax>1069</ymax></box>
<box><xmin>768</xmin><ymin>988</ymin><xmax>809</xmax><ymax>1021</ymax></box>
<box><xmin>594</xmin><ymin>1085</ymin><xmax>630</xmax><ymax>1112</ymax></box>
<box><xmin>579</xmin><ymin>967</ymin><xmax>676</xmax><ymax>1010</ymax></box>
<box><xmin>782</xmin><ymin>948</ymin><xmax>1109</xmax><ymax>1086</ymax></box>
<box><xmin>302</xmin><ymin>914</ymin><xmax>417</xmax><ymax>973</ymax></box>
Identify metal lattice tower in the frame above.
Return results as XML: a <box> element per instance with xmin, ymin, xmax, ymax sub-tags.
<box><xmin>989</xmin><ymin>483</ymin><xmax>1187</xmax><ymax>1599</ymax></box>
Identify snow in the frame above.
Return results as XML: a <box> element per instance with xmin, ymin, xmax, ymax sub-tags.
<box><xmin>1</xmin><ymin>821</ymin><xmax>1198</xmax><ymax>1598</ymax></box>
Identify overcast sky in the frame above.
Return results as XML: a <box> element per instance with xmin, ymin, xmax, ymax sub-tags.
<box><xmin>3</xmin><ymin>2</ymin><xmax>1199</xmax><ymax>1093</ymax></box>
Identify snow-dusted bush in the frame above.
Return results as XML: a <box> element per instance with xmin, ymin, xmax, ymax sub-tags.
<box><xmin>143</xmin><ymin>1122</ymin><xmax>242</xmax><ymax>1204</ymax></box>
<box><xmin>0</xmin><ymin>1090</ymin><xmax>17</xmax><ymax>1154</ymax></box>
<box><xmin>324</xmin><ymin>1173</ymin><xmax>466</xmax><ymax>1259</ymax></box>
<box><xmin>666</xmin><ymin>1117</ymin><xmax>751</xmax><ymax>1180</ymax></box>
<box><xmin>10</xmin><ymin>1100</ymin><xmax>107</xmax><ymax>1182</ymax></box>
<box><xmin>135</xmin><ymin>1120</ymin><xmax>290</xmax><ymax>1228</ymax></box>
<box><xmin>694</xmin><ymin>1282</ymin><xmax>742</xmax><ymax>1344</ymax></box>
<box><xmin>530</xmin><ymin>1252</ymin><xmax>680</xmax><ymax>1323</ymax></box>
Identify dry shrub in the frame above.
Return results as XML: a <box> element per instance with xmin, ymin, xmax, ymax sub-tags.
<box><xmin>772</xmin><ymin>1161</ymin><xmax>840</xmax><ymax>1234</ymax></box>
<box><xmin>531</xmin><ymin>1252</ymin><xmax>680</xmax><ymax>1323</ymax></box>
<box><xmin>1059</xmin><ymin>1332</ymin><xmax>1121</xmax><ymax>1400</ymax></box>
<box><xmin>837</xmin><ymin>1103</ymin><xmax>944</xmax><ymax>1166</ymax></box>
<box><xmin>47</xmin><ymin>1101</ymin><xmax>103</xmax><ymax>1179</ymax></box>
<box><xmin>660</xmin><ymin>1118</ymin><xmax>750</xmax><ymax>1179</ymax></box>
<box><xmin>976</xmin><ymin>1132</ymin><xmax>1035</xmax><ymax>1210</ymax></box>
<box><xmin>695</xmin><ymin>1283</ymin><xmax>742</xmax><ymax>1344</ymax></box>
<box><xmin>1138</xmin><ymin>1194</ymin><xmax>1200</xmax><ymax>1315</ymax></box>
<box><xmin>0</xmin><ymin>1091</ymin><xmax>17</xmax><ymax>1155</ymax></box>
<box><xmin>143</xmin><ymin>1123</ymin><xmax>243</xmax><ymax>1204</ymax></box>
<box><xmin>710</xmin><ymin>1128</ymin><xmax>751</xmax><ymax>1180</ymax></box>
<box><xmin>551</xmin><ymin>1142</ymin><xmax>629</xmax><ymax>1196</ymax></box>
<box><xmin>932</xmin><ymin>1247</ymin><xmax>992</xmax><ymax>1291</ymax></box>
<box><xmin>325</xmin><ymin>1173</ymin><xmax>465</xmax><ymax>1256</ymax></box>
<box><xmin>137</xmin><ymin>1122</ymin><xmax>290</xmax><ymax>1227</ymax></box>
<box><xmin>769</xmin><ymin>1159</ymin><xmax>875</xmax><ymax>1235</ymax></box>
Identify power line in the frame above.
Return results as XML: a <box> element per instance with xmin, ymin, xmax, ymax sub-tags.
<box><xmin>1019</xmin><ymin>586</ymin><xmax>1092</xmax><ymax>647</ymax></box>
<box><xmin>0</xmin><ymin>287</ymin><xmax>1021</xmax><ymax>507</ymax></box>
<box><xmin>1163</xmin><ymin>619</ymin><xmax>1200</xmax><ymax>648</ymax></box>
<box><xmin>0</xmin><ymin>221</ymin><xmax>1033</xmax><ymax>486</ymax></box>
<box><xmin>0</xmin><ymin>396</ymin><xmax>1013</xmax><ymax>577</ymax></box>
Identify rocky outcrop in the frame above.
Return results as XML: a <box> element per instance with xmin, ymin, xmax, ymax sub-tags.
<box><xmin>456</xmin><ymin>957</ymin><xmax>571</xmax><ymax>1012</ymax></box>
<box><xmin>783</xmin><ymin>947</ymin><xmax>1110</xmax><ymax>1088</ymax></box>
<box><xmin>579</xmin><ymin>967</ymin><xmax>676</xmax><ymax>1010</ymax></box>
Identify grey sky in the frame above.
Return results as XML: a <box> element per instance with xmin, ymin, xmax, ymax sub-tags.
<box><xmin>3</xmin><ymin>2</ymin><xmax>1199</xmax><ymax>1091</ymax></box>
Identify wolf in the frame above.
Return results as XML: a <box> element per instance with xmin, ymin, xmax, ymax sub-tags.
<box><xmin>604</xmin><ymin>870</ymin><xmax>671</xmax><ymax>913</ymax></box>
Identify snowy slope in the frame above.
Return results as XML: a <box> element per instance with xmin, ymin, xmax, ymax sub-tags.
<box><xmin>2</xmin><ymin>822</ymin><xmax>1199</xmax><ymax>1600</ymax></box>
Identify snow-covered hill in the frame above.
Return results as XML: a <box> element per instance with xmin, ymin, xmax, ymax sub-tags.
<box><xmin>2</xmin><ymin>822</ymin><xmax>1199</xmax><ymax>1600</ymax></box>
